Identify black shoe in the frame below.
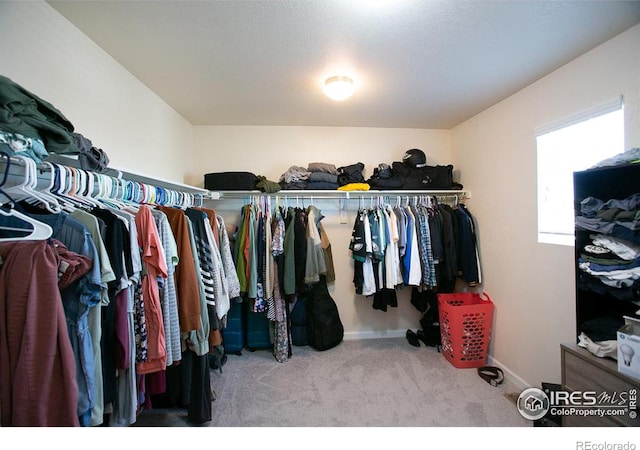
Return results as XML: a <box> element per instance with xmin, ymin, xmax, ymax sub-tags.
<box><xmin>417</xmin><ymin>328</ymin><xmax>442</xmax><ymax>352</ymax></box>
<box><xmin>405</xmin><ymin>329</ymin><xmax>420</xmax><ymax>347</ymax></box>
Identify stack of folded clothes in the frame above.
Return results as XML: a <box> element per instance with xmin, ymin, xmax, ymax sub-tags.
<box><xmin>279</xmin><ymin>165</ymin><xmax>310</xmax><ymax>190</ymax></box>
<box><xmin>305</xmin><ymin>162</ymin><xmax>340</xmax><ymax>190</ymax></box>
<box><xmin>278</xmin><ymin>161</ymin><xmax>369</xmax><ymax>190</ymax></box>
<box><xmin>576</xmin><ymin>193</ymin><xmax>640</xmax><ymax>305</ymax></box>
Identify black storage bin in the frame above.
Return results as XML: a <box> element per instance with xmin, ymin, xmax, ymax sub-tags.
<box><xmin>204</xmin><ymin>171</ymin><xmax>258</xmax><ymax>190</ymax></box>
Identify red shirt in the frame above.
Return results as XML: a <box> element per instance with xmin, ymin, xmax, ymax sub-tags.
<box><xmin>0</xmin><ymin>240</ymin><xmax>80</xmax><ymax>426</ymax></box>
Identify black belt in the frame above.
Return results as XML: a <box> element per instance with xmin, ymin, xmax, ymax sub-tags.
<box><xmin>477</xmin><ymin>366</ymin><xmax>504</xmax><ymax>387</ymax></box>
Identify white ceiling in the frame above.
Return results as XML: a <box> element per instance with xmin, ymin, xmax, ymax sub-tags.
<box><xmin>47</xmin><ymin>0</ymin><xmax>640</xmax><ymax>129</ymax></box>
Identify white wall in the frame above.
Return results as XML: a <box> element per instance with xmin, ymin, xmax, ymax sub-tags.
<box><xmin>0</xmin><ymin>1</ymin><xmax>193</xmax><ymax>183</ymax></box>
<box><xmin>451</xmin><ymin>24</ymin><xmax>640</xmax><ymax>388</ymax></box>
<box><xmin>192</xmin><ymin>126</ymin><xmax>455</xmax><ymax>338</ymax></box>
<box><xmin>189</xmin><ymin>125</ymin><xmax>451</xmax><ymax>186</ymax></box>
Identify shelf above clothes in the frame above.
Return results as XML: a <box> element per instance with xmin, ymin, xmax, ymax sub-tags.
<box><xmin>210</xmin><ymin>189</ymin><xmax>470</xmax><ymax>201</ymax></box>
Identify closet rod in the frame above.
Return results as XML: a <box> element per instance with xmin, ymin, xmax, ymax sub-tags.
<box><xmin>45</xmin><ymin>153</ymin><xmax>214</xmax><ymax>196</ymax></box>
<box><xmin>212</xmin><ymin>189</ymin><xmax>470</xmax><ymax>201</ymax></box>
<box><xmin>0</xmin><ymin>153</ymin><xmax>214</xmax><ymax>207</ymax></box>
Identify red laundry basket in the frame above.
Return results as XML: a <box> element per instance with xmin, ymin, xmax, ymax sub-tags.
<box><xmin>438</xmin><ymin>292</ymin><xmax>494</xmax><ymax>369</ymax></box>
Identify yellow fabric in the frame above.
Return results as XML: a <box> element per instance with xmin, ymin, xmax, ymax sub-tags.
<box><xmin>337</xmin><ymin>183</ymin><xmax>370</xmax><ymax>191</ymax></box>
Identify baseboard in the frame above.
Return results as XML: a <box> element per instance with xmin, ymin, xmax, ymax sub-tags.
<box><xmin>343</xmin><ymin>330</ymin><xmax>407</xmax><ymax>340</ymax></box>
<box><xmin>344</xmin><ymin>330</ymin><xmax>531</xmax><ymax>391</ymax></box>
<box><xmin>486</xmin><ymin>354</ymin><xmax>530</xmax><ymax>391</ymax></box>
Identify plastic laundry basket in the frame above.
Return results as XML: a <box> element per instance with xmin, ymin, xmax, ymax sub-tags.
<box><xmin>438</xmin><ymin>292</ymin><xmax>494</xmax><ymax>369</ymax></box>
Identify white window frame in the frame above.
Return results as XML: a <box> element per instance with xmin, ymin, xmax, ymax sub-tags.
<box><xmin>536</xmin><ymin>97</ymin><xmax>625</xmax><ymax>246</ymax></box>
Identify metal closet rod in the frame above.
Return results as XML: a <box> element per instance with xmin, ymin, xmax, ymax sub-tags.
<box><xmin>213</xmin><ymin>189</ymin><xmax>470</xmax><ymax>201</ymax></box>
<box><xmin>0</xmin><ymin>153</ymin><xmax>215</xmax><ymax>200</ymax></box>
<box><xmin>44</xmin><ymin>154</ymin><xmax>212</xmax><ymax>196</ymax></box>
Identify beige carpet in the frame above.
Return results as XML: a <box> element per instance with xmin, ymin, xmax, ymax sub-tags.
<box><xmin>133</xmin><ymin>337</ymin><xmax>531</xmax><ymax>427</ymax></box>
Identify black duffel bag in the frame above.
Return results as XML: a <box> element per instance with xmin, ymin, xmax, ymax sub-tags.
<box><xmin>204</xmin><ymin>171</ymin><xmax>258</xmax><ymax>190</ymax></box>
<box><xmin>306</xmin><ymin>276</ymin><xmax>344</xmax><ymax>351</ymax></box>
<box><xmin>391</xmin><ymin>161</ymin><xmax>459</xmax><ymax>190</ymax></box>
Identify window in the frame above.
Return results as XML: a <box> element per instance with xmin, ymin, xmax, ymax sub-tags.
<box><xmin>536</xmin><ymin>99</ymin><xmax>624</xmax><ymax>246</ymax></box>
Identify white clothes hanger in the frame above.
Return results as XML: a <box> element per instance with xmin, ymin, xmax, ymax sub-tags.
<box><xmin>93</xmin><ymin>173</ymin><xmax>121</xmax><ymax>209</ymax></box>
<box><xmin>50</xmin><ymin>164</ymin><xmax>87</xmax><ymax>210</ymax></box>
<box><xmin>34</xmin><ymin>161</ymin><xmax>68</xmax><ymax>212</ymax></box>
<box><xmin>0</xmin><ymin>155</ymin><xmax>53</xmax><ymax>241</ymax></box>
<box><xmin>71</xmin><ymin>168</ymin><xmax>100</xmax><ymax>209</ymax></box>
<box><xmin>3</xmin><ymin>155</ymin><xmax>61</xmax><ymax>213</ymax></box>
<box><xmin>0</xmin><ymin>206</ymin><xmax>53</xmax><ymax>241</ymax></box>
<box><xmin>71</xmin><ymin>167</ymin><xmax>101</xmax><ymax>209</ymax></box>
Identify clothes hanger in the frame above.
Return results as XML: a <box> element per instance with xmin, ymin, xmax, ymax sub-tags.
<box><xmin>180</xmin><ymin>191</ymin><xmax>190</xmax><ymax>209</ymax></box>
<box><xmin>147</xmin><ymin>184</ymin><xmax>157</xmax><ymax>205</ymax></box>
<box><xmin>195</xmin><ymin>193</ymin><xmax>204</xmax><ymax>207</ymax></box>
<box><xmin>93</xmin><ymin>173</ymin><xmax>122</xmax><ymax>209</ymax></box>
<box><xmin>34</xmin><ymin>161</ymin><xmax>69</xmax><ymax>212</ymax></box>
<box><xmin>154</xmin><ymin>186</ymin><xmax>165</xmax><ymax>206</ymax></box>
<box><xmin>72</xmin><ymin>168</ymin><xmax>102</xmax><ymax>209</ymax></box>
<box><xmin>4</xmin><ymin>155</ymin><xmax>62</xmax><ymax>213</ymax></box>
<box><xmin>122</xmin><ymin>180</ymin><xmax>142</xmax><ymax>212</ymax></box>
<box><xmin>112</xmin><ymin>177</ymin><xmax>129</xmax><ymax>208</ymax></box>
<box><xmin>0</xmin><ymin>156</ymin><xmax>53</xmax><ymax>241</ymax></box>
<box><xmin>185</xmin><ymin>192</ymin><xmax>195</xmax><ymax>209</ymax></box>
<box><xmin>0</xmin><ymin>204</ymin><xmax>54</xmax><ymax>241</ymax></box>
<box><xmin>48</xmin><ymin>163</ymin><xmax>76</xmax><ymax>212</ymax></box>
<box><xmin>50</xmin><ymin>164</ymin><xmax>91</xmax><ymax>210</ymax></box>
<box><xmin>84</xmin><ymin>170</ymin><xmax>108</xmax><ymax>209</ymax></box>
<box><xmin>67</xmin><ymin>167</ymin><xmax>100</xmax><ymax>209</ymax></box>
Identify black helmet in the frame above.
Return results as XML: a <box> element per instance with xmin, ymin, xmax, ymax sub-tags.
<box><xmin>402</xmin><ymin>148</ymin><xmax>426</xmax><ymax>168</ymax></box>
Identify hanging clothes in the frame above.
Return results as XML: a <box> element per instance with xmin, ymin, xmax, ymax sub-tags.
<box><xmin>107</xmin><ymin>206</ymin><xmax>143</xmax><ymax>427</ymax></box>
<box><xmin>90</xmin><ymin>206</ymin><xmax>131</xmax><ymax>419</ymax></box>
<box><xmin>304</xmin><ymin>205</ymin><xmax>326</xmax><ymax>285</ymax></box>
<box><xmin>349</xmin><ymin>197</ymin><xmax>481</xmax><ymax>311</ymax></box>
<box><xmin>135</xmin><ymin>205</ymin><xmax>168</xmax><ymax>375</ymax></box>
<box><xmin>282</xmin><ymin>207</ymin><xmax>297</xmax><ymax>297</ymax></box>
<box><xmin>0</xmin><ymin>240</ymin><xmax>81</xmax><ymax>426</ymax></box>
<box><xmin>0</xmin><ymin>154</ymin><xmax>230</xmax><ymax>427</ymax></box>
<box><xmin>152</xmin><ymin>206</ymin><xmax>211</xmax><ymax>422</ymax></box>
<box><xmin>150</xmin><ymin>208</ymin><xmax>182</xmax><ymax>366</ymax></box>
<box><xmin>197</xmin><ymin>208</ymin><xmax>227</xmax><ymax>347</ymax></box>
<box><xmin>214</xmin><ymin>212</ymin><xmax>242</xmax><ymax>304</ymax></box>
<box><xmin>157</xmin><ymin>206</ymin><xmax>202</xmax><ymax>333</ymax></box>
<box><xmin>229</xmin><ymin>198</ymin><xmax>334</xmax><ymax>362</ymax></box>
<box><xmin>453</xmin><ymin>203</ymin><xmax>482</xmax><ymax>286</ymax></box>
<box><xmin>18</xmin><ymin>203</ymin><xmax>103</xmax><ymax>426</ymax></box>
<box><xmin>270</xmin><ymin>206</ymin><xmax>291</xmax><ymax>362</ymax></box>
<box><xmin>69</xmin><ymin>208</ymin><xmax>116</xmax><ymax>426</ymax></box>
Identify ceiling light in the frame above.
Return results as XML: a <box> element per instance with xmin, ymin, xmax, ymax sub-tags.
<box><xmin>323</xmin><ymin>75</ymin><xmax>355</xmax><ymax>101</ymax></box>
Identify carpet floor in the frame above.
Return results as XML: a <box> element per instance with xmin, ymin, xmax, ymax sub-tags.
<box><xmin>132</xmin><ymin>337</ymin><xmax>531</xmax><ymax>427</ymax></box>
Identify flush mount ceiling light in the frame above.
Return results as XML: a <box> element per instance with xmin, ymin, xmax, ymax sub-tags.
<box><xmin>323</xmin><ymin>75</ymin><xmax>355</xmax><ymax>101</ymax></box>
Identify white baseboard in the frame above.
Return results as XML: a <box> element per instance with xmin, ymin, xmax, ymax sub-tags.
<box><xmin>486</xmin><ymin>354</ymin><xmax>530</xmax><ymax>391</ymax></box>
<box><xmin>344</xmin><ymin>330</ymin><xmax>407</xmax><ymax>340</ymax></box>
<box><xmin>344</xmin><ymin>330</ymin><xmax>530</xmax><ymax>391</ymax></box>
